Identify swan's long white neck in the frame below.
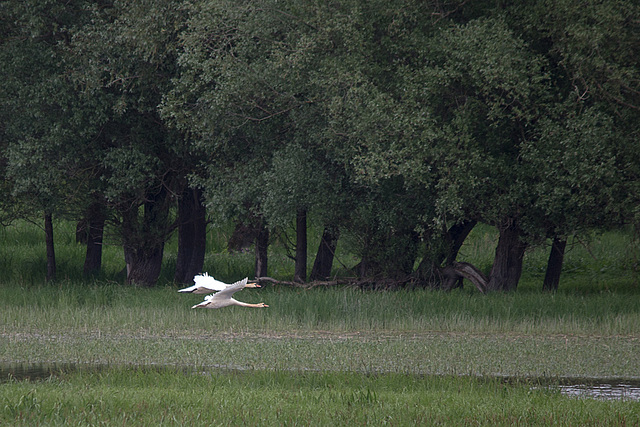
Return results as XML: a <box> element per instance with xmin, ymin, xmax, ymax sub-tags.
<box><xmin>231</xmin><ymin>299</ymin><xmax>261</xmax><ymax>308</ymax></box>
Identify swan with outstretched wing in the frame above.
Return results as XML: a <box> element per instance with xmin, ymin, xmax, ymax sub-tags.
<box><xmin>178</xmin><ymin>272</ymin><xmax>260</xmax><ymax>294</ymax></box>
<box><xmin>190</xmin><ymin>278</ymin><xmax>268</xmax><ymax>309</ymax></box>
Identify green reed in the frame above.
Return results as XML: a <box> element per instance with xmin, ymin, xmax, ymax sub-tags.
<box><xmin>1</xmin><ymin>368</ymin><xmax>638</xmax><ymax>426</ymax></box>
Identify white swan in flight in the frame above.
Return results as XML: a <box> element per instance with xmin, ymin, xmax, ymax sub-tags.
<box><xmin>190</xmin><ymin>278</ymin><xmax>268</xmax><ymax>309</ymax></box>
<box><xmin>178</xmin><ymin>272</ymin><xmax>260</xmax><ymax>294</ymax></box>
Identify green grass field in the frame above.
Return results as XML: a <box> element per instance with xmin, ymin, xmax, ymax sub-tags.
<box><xmin>1</xmin><ymin>220</ymin><xmax>639</xmax><ymax>425</ymax></box>
<box><xmin>3</xmin><ymin>368</ymin><xmax>638</xmax><ymax>426</ymax></box>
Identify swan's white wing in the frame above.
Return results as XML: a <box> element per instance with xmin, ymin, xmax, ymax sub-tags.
<box><xmin>192</xmin><ymin>279</ymin><xmax>247</xmax><ymax>308</ymax></box>
<box><xmin>177</xmin><ymin>284</ymin><xmax>199</xmax><ymax>293</ymax></box>
<box><xmin>213</xmin><ymin>278</ymin><xmax>248</xmax><ymax>298</ymax></box>
<box><xmin>193</xmin><ymin>273</ymin><xmax>227</xmax><ymax>291</ymax></box>
<box><xmin>179</xmin><ymin>273</ymin><xmax>230</xmax><ymax>293</ymax></box>
<box><xmin>192</xmin><ymin>299</ymin><xmax>215</xmax><ymax>308</ymax></box>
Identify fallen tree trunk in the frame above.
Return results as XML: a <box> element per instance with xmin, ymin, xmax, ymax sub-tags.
<box><xmin>250</xmin><ymin>276</ymin><xmax>339</xmax><ymax>289</ymax></box>
<box><xmin>414</xmin><ymin>220</ymin><xmax>477</xmax><ymax>288</ymax></box>
<box><xmin>252</xmin><ymin>275</ymin><xmax>420</xmax><ymax>290</ymax></box>
<box><xmin>439</xmin><ymin>262</ymin><xmax>488</xmax><ymax>294</ymax></box>
<box><xmin>252</xmin><ymin>261</ymin><xmax>490</xmax><ymax>293</ymax></box>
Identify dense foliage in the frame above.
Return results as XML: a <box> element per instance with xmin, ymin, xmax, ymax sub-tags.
<box><xmin>1</xmin><ymin>0</ymin><xmax>639</xmax><ymax>290</ymax></box>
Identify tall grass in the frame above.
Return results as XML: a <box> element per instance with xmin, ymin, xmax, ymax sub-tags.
<box><xmin>2</xmin><ymin>280</ymin><xmax>639</xmax><ymax>336</ymax></box>
<box><xmin>2</xmin><ymin>279</ymin><xmax>640</xmax><ymax>379</ymax></box>
<box><xmin>2</xmin><ymin>368</ymin><xmax>637</xmax><ymax>426</ymax></box>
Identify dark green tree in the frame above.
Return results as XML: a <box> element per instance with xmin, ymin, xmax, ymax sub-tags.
<box><xmin>163</xmin><ymin>0</ymin><xmax>358</xmax><ymax>281</ymax></box>
<box><xmin>70</xmin><ymin>0</ymin><xmax>199</xmax><ymax>286</ymax></box>
<box><xmin>337</xmin><ymin>1</ymin><xmax>639</xmax><ymax>291</ymax></box>
<box><xmin>0</xmin><ymin>0</ymin><xmax>95</xmax><ymax>281</ymax></box>
<box><xmin>516</xmin><ymin>0</ymin><xmax>640</xmax><ymax>290</ymax></box>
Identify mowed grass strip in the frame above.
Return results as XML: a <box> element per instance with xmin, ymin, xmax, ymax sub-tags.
<box><xmin>2</xmin><ymin>329</ymin><xmax>639</xmax><ymax>379</ymax></box>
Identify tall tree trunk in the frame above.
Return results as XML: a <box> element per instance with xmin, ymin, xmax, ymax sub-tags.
<box><xmin>174</xmin><ymin>187</ymin><xmax>207</xmax><ymax>284</ymax></box>
<box><xmin>126</xmin><ymin>243</ymin><xmax>165</xmax><ymax>287</ymax></box>
<box><xmin>174</xmin><ymin>186</ymin><xmax>195</xmax><ymax>283</ymax></box>
<box><xmin>487</xmin><ymin>219</ymin><xmax>527</xmax><ymax>292</ymax></box>
<box><xmin>445</xmin><ymin>220</ymin><xmax>477</xmax><ymax>265</ymax></box>
<box><xmin>442</xmin><ymin>220</ymin><xmax>477</xmax><ymax>289</ymax></box>
<box><xmin>187</xmin><ymin>189</ymin><xmax>207</xmax><ymax>279</ymax></box>
<box><xmin>122</xmin><ymin>187</ymin><xmax>170</xmax><ymax>287</ymax></box>
<box><xmin>543</xmin><ymin>236</ymin><xmax>567</xmax><ymax>292</ymax></box>
<box><xmin>294</xmin><ymin>208</ymin><xmax>307</xmax><ymax>283</ymax></box>
<box><xmin>83</xmin><ymin>201</ymin><xmax>106</xmax><ymax>277</ymax></box>
<box><xmin>354</xmin><ymin>233</ymin><xmax>384</xmax><ymax>279</ymax></box>
<box><xmin>310</xmin><ymin>227</ymin><xmax>339</xmax><ymax>281</ymax></box>
<box><xmin>254</xmin><ymin>220</ymin><xmax>269</xmax><ymax>278</ymax></box>
<box><xmin>44</xmin><ymin>211</ymin><xmax>56</xmax><ymax>282</ymax></box>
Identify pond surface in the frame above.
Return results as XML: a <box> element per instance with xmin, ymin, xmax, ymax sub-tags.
<box><xmin>549</xmin><ymin>380</ymin><xmax>640</xmax><ymax>401</ymax></box>
<box><xmin>2</xmin><ymin>362</ymin><xmax>640</xmax><ymax>401</ymax></box>
<box><xmin>2</xmin><ymin>362</ymin><xmax>110</xmax><ymax>381</ymax></box>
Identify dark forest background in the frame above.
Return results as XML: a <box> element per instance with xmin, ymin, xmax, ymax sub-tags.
<box><xmin>1</xmin><ymin>0</ymin><xmax>639</xmax><ymax>291</ymax></box>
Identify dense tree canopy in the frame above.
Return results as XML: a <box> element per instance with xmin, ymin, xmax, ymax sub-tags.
<box><xmin>1</xmin><ymin>0</ymin><xmax>638</xmax><ymax>290</ymax></box>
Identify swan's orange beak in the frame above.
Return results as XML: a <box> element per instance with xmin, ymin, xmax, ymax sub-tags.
<box><xmin>245</xmin><ymin>282</ymin><xmax>261</xmax><ymax>288</ymax></box>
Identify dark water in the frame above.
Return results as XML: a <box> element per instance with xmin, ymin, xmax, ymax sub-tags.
<box><xmin>2</xmin><ymin>363</ymin><xmax>640</xmax><ymax>401</ymax></box>
<box><xmin>2</xmin><ymin>362</ymin><xmax>110</xmax><ymax>382</ymax></box>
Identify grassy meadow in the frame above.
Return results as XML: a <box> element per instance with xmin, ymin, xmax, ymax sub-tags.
<box><xmin>1</xmin><ymin>220</ymin><xmax>639</xmax><ymax>425</ymax></box>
